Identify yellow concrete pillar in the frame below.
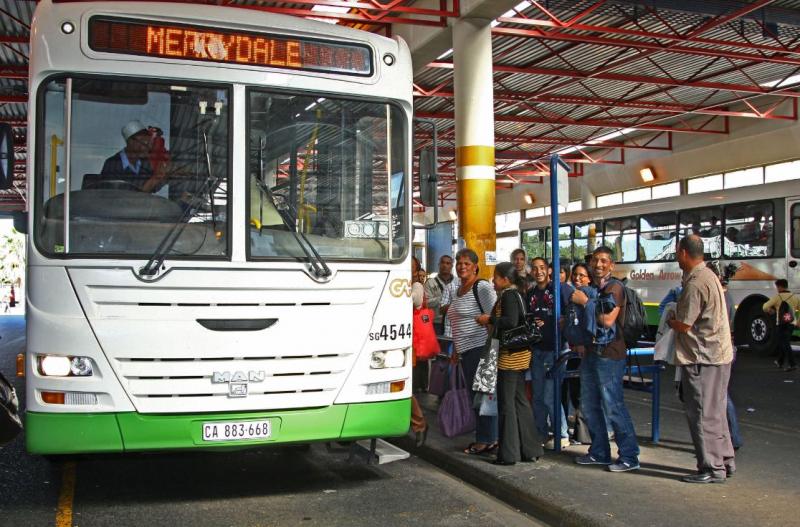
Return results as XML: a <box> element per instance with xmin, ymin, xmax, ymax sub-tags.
<box><xmin>453</xmin><ymin>18</ymin><xmax>495</xmax><ymax>280</ymax></box>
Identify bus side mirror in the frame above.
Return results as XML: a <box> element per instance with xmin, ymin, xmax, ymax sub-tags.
<box><xmin>12</xmin><ymin>211</ymin><xmax>27</xmax><ymax>234</ymax></box>
<box><xmin>418</xmin><ymin>146</ymin><xmax>438</xmax><ymax>208</ymax></box>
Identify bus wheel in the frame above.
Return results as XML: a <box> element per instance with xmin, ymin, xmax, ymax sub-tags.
<box><xmin>746</xmin><ymin>306</ymin><xmax>774</xmax><ymax>354</ymax></box>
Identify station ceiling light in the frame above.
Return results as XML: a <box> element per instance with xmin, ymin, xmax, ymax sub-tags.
<box><xmin>524</xmin><ymin>193</ymin><xmax>535</xmax><ymax>205</ymax></box>
<box><xmin>640</xmin><ymin>167</ymin><xmax>656</xmax><ymax>183</ymax></box>
<box><xmin>448</xmin><ymin>210</ymin><xmax>457</xmax><ymax>221</ymax></box>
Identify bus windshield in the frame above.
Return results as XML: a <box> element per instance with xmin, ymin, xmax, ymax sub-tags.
<box><xmin>36</xmin><ymin>77</ymin><xmax>230</xmax><ymax>258</ymax></box>
<box><xmin>247</xmin><ymin>90</ymin><xmax>407</xmax><ymax>261</ymax></box>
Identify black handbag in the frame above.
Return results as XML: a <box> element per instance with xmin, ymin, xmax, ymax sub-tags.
<box><xmin>499</xmin><ymin>290</ymin><xmax>542</xmax><ymax>352</ymax></box>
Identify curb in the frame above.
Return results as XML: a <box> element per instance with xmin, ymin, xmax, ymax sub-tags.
<box><xmin>390</xmin><ymin>435</ymin><xmax>608</xmax><ymax>527</ymax></box>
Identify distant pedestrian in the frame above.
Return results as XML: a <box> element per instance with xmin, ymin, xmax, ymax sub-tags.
<box><xmin>412</xmin><ymin>256</ymin><xmax>431</xmax><ymax>392</ymax></box>
<box><xmin>668</xmin><ymin>235</ymin><xmax>735</xmax><ymax>483</ymax></box>
<box><xmin>448</xmin><ymin>248</ymin><xmax>498</xmax><ymax>455</ymax></box>
<box><xmin>424</xmin><ymin>255</ymin><xmax>456</xmax><ymax>335</ymax></box>
<box><xmin>763</xmin><ymin>279</ymin><xmax>799</xmax><ymax>372</ymax></box>
<box><xmin>410</xmin><ymin>278</ymin><xmax>428</xmax><ymax>446</ymax></box>
<box><xmin>412</xmin><ymin>256</ymin><xmax>427</xmax><ymax>285</ymax></box>
<box><xmin>511</xmin><ymin>249</ymin><xmax>533</xmax><ymax>293</ymax></box>
<box><xmin>572</xmin><ymin>246</ymin><xmax>641</xmax><ymax>472</ymax></box>
<box><xmin>484</xmin><ymin>262</ymin><xmax>542</xmax><ymax>465</ymax></box>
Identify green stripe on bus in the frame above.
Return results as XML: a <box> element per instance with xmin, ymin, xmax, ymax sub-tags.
<box><xmin>644</xmin><ymin>303</ymin><xmax>662</xmax><ymax>327</ymax></box>
<box><xmin>25</xmin><ymin>399</ymin><xmax>411</xmax><ymax>454</ymax></box>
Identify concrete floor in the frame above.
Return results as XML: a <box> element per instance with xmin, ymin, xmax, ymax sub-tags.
<box><xmin>3</xmin><ymin>310</ymin><xmax>798</xmax><ymax>527</ymax></box>
<box><xmin>0</xmin><ymin>315</ymin><xmax>542</xmax><ymax>527</ymax></box>
<box><xmin>400</xmin><ymin>347</ymin><xmax>800</xmax><ymax>527</ymax></box>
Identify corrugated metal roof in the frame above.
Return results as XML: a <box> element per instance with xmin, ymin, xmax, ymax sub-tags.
<box><xmin>6</xmin><ymin>0</ymin><xmax>800</xmax><ymax>205</ymax></box>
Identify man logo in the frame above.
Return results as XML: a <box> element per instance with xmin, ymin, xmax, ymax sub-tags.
<box><xmin>212</xmin><ymin>370</ymin><xmax>266</xmax><ymax>398</ymax></box>
<box><xmin>389</xmin><ymin>278</ymin><xmax>412</xmax><ymax>298</ymax></box>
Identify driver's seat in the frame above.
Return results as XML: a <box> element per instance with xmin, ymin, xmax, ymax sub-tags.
<box><xmin>81</xmin><ymin>173</ymin><xmax>101</xmax><ymax>189</ymax></box>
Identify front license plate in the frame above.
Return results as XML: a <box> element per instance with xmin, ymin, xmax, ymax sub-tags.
<box><xmin>202</xmin><ymin>419</ymin><xmax>272</xmax><ymax>442</ymax></box>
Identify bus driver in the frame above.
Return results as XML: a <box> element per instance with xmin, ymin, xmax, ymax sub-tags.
<box><xmin>99</xmin><ymin>120</ymin><xmax>170</xmax><ymax>193</ymax></box>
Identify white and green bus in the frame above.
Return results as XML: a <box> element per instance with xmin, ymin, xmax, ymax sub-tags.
<box><xmin>520</xmin><ymin>180</ymin><xmax>800</xmax><ymax>352</ymax></box>
<box><xmin>25</xmin><ymin>0</ymin><xmax>413</xmax><ymax>454</ymax></box>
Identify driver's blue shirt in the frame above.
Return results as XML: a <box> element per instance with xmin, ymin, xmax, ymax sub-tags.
<box><xmin>99</xmin><ymin>150</ymin><xmax>153</xmax><ymax>191</ymax></box>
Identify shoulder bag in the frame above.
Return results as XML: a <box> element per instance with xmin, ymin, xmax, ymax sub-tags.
<box><xmin>499</xmin><ymin>289</ymin><xmax>542</xmax><ymax>352</ymax></box>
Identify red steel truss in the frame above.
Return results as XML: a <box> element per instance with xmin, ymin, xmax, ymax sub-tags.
<box><xmin>413</xmin><ymin>0</ymin><xmax>800</xmax><ymax>189</ymax></box>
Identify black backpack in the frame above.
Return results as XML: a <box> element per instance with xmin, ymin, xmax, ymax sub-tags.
<box><xmin>778</xmin><ymin>294</ymin><xmax>796</xmax><ymax>326</ymax></box>
<box><xmin>612</xmin><ymin>279</ymin><xmax>646</xmax><ymax>349</ymax></box>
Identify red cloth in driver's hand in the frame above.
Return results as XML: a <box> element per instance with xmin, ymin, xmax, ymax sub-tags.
<box><xmin>149</xmin><ymin>134</ymin><xmax>170</xmax><ymax>173</ymax></box>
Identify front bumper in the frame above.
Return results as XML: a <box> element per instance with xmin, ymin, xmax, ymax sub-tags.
<box><xmin>25</xmin><ymin>399</ymin><xmax>411</xmax><ymax>454</ymax></box>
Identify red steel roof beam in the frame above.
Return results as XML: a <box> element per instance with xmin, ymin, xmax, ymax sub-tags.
<box><xmin>427</xmin><ymin>61</ymin><xmax>800</xmax><ymax>98</ymax></box>
<box><xmin>485</xmin><ymin>0</ymin><xmax>780</xmax><ymax>106</ymax></box>
<box><xmin>415</xmin><ymin>111</ymin><xmax>728</xmax><ymax>134</ymax></box>
<box><xmin>413</xmin><ymin>88</ymin><xmax>797</xmax><ymax>119</ymax></box>
<box><xmin>493</xmin><ymin>17</ymin><xmax>800</xmax><ymax>67</ymax></box>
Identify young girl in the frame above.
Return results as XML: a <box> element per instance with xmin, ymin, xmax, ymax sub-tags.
<box><xmin>485</xmin><ymin>262</ymin><xmax>543</xmax><ymax>465</ymax></box>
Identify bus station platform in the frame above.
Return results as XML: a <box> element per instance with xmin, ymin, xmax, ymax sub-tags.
<box><xmin>395</xmin><ymin>350</ymin><xmax>799</xmax><ymax>527</ymax></box>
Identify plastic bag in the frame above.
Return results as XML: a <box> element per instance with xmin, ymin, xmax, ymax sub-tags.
<box><xmin>654</xmin><ymin>328</ymin><xmax>676</xmax><ymax>365</ymax></box>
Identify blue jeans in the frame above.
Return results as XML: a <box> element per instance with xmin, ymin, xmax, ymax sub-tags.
<box><xmin>531</xmin><ymin>349</ymin><xmax>569</xmax><ymax>440</ymax></box>
<box><xmin>580</xmin><ymin>352</ymin><xmax>640</xmax><ymax>464</ymax></box>
<box><xmin>727</xmin><ymin>394</ymin><xmax>743</xmax><ymax>449</ymax></box>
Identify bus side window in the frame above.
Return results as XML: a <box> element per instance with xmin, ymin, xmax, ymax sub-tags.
<box><xmin>640</xmin><ymin>212</ymin><xmax>677</xmax><ymax>261</ymax></box>
<box><xmin>679</xmin><ymin>206</ymin><xmax>722</xmax><ymax>258</ymax></box>
<box><xmin>574</xmin><ymin>222</ymin><xmax>599</xmax><ymax>264</ymax></box>
<box><xmin>521</xmin><ymin>228</ymin><xmax>545</xmax><ymax>260</ymax></box>
<box><xmin>724</xmin><ymin>201</ymin><xmax>774</xmax><ymax>258</ymax></box>
<box><xmin>604</xmin><ymin>217</ymin><xmax>637</xmax><ymax>263</ymax></box>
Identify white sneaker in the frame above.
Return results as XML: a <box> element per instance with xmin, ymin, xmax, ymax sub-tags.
<box><xmin>544</xmin><ymin>437</ymin><xmax>570</xmax><ymax>450</ymax></box>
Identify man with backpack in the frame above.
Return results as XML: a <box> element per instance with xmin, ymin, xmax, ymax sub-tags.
<box><xmin>570</xmin><ymin>246</ymin><xmax>641</xmax><ymax>472</ymax></box>
<box><xmin>763</xmin><ymin>279</ymin><xmax>800</xmax><ymax>372</ymax></box>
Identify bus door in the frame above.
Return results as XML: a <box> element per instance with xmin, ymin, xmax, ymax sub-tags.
<box><xmin>788</xmin><ymin>197</ymin><xmax>800</xmax><ymax>292</ymax></box>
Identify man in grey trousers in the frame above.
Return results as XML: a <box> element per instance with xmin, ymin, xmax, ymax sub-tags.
<box><xmin>667</xmin><ymin>235</ymin><xmax>735</xmax><ymax>484</ymax></box>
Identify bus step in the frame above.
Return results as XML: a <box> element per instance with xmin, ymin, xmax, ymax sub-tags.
<box><xmin>353</xmin><ymin>438</ymin><xmax>409</xmax><ymax>465</ymax></box>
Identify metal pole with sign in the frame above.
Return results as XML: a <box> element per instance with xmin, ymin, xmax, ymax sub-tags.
<box><xmin>550</xmin><ymin>154</ymin><xmax>570</xmax><ymax>453</ymax></box>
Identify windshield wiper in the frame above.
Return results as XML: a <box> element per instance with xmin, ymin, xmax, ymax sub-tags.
<box><xmin>252</xmin><ymin>173</ymin><xmax>332</xmax><ymax>280</ymax></box>
<box><xmin>138</xmin><ymin>126</ymin><xmax>221</xmax><ymax>279</ymax></box>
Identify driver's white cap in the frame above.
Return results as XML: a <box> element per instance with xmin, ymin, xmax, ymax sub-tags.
<box><xmin>121</xmin><ymin>120</ymin><xmax>147</xmax><ymax>141</ymax></box>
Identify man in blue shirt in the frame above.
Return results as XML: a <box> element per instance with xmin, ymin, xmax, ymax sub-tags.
<box><xmin>99</xmin><ymin>120</ymin><xmax>166</xmax><ymax>193</ymax></box>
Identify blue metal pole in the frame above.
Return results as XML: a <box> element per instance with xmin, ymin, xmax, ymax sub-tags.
<box><xmin>652</xmin><ymin>363</ymin><xmax>661</xmax><ymax>443</ymax></box>
<box><xmin>549</xmin><ymin>155</ymin><xmax>562</xmax><ymax>453</ymax></box>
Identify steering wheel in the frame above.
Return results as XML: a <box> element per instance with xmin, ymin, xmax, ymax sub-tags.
<box><xmin>84</xmin><ymin>179</ymin><xmax>141</xmax><ymax>192</ymax></box>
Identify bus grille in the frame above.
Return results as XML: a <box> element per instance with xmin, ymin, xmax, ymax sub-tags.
<box><xmin>114</xmin><ymin>352</ymin><xmax>352</xmax><ymax>413</ymax></box>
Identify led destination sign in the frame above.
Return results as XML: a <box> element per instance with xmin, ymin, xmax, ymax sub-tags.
<box><xmin>89</xmin><ymin>18</ymin><xmax>373</xmax><ymax>76</ymax></box>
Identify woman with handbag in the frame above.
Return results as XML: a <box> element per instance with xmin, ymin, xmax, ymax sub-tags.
<box><xmin>483</xmin><ymin>262</ymin><xmax>543</xmax><ymax>465</ymax></box>
<box><xmin>447</xmin><ymin>248</ymin><xmax>498</xmax><ymax>455</ymax></box>
<box><xmin>410</xmin><ymin>276</ymin><xmax>428</xmax><ymax>447</ymax></box>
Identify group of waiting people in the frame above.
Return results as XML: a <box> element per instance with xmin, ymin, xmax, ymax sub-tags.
<box><xmin>412</xmin><ymin>234</ymin><xmax>764</xmax><ymax>483</ymax></box>
<box><xmin>413</xmin><ymin>245</ymin><xmax>640</xmax><ymax>471</ymax></box>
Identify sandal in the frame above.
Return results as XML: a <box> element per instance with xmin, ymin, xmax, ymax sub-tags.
<box><xmin>464</xmin><ymin>442</ymin><xmax>487</xmax><ymax>454</ymax></box>
<box><xmin>463</xmin><ymin>442</ymin><xmax>497</xmax><ymax>455</ymax></box>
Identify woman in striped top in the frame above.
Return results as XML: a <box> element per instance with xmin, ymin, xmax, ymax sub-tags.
<box><xmin>449</xmin><ymin>248</ymin><xmax>498</xmax><ymax>455</ymax></box>
<box><xmin>486</xmin><ymin>262</ymin><xmax>542</xmax><ymax>465</ymax></box>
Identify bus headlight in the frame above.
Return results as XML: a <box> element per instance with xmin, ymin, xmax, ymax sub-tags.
<box><xmin>370</xmin><ymin>348</ymin><xmax>407</xmax><ymax>369</ymax></box>
<box><xmin>70</xmin><ymin>356</ymin><xmax>93</xmax><ymax>377</ymax></box>
<box><xmin>38</xmin><ymin>355</ymin><xmax>93</xmax><ymax>377</ymax></box>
